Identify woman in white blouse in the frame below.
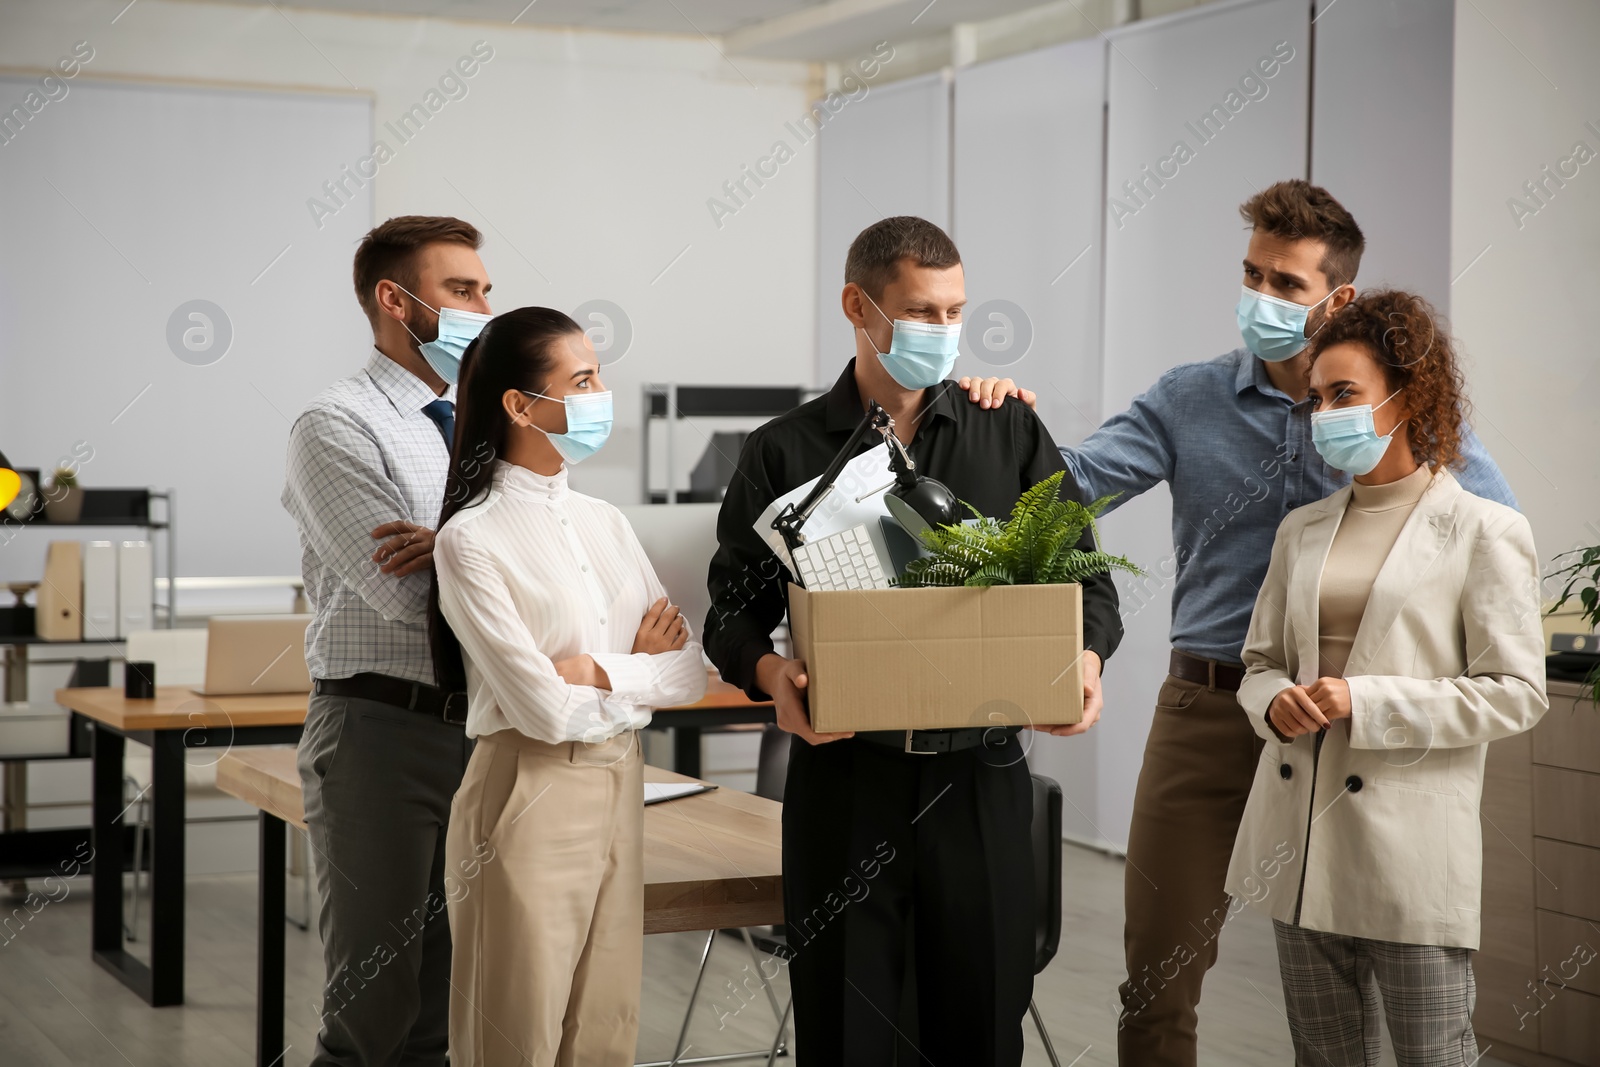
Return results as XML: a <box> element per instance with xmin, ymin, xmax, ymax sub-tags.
<box><xmin>1226</xmin><ymin>290</ymin><xmax>1546</xmax><ymax>1066</ymax></box>
<box><xmin>425</xmin><ymin>306</ymin><xmax>707</xmax><ymax>1066</ymax></box>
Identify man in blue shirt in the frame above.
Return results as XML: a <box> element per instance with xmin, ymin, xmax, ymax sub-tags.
<box><xmin>963</xmin><ymin>179</ymin><xmax>1515</xmax><ymax>1066</ymax></box>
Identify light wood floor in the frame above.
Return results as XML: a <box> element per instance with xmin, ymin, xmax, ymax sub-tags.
<box><xmin>0</xmin><ymin>842</ymin><xmax>1515</xmax><ymax>1066</ymax></box>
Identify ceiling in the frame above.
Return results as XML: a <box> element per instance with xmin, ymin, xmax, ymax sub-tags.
<box><xmin>208</xmin><ymin>0</ymin><xmax>1052</xmax><ymax>60</ymax></box>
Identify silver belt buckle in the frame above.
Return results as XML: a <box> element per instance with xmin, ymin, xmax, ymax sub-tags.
<box><xmin>904</xmin><ymin>729</ymin><xmax>936</xmax><ymax>755</ymax></box>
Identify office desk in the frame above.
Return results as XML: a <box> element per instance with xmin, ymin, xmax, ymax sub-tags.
<box><xmin>646</xmin><ymin>669</ymin><xmax>775</xmax><ymax>778</ymax></box>
<box><xmin>53</xmin><ymin>671</ymin><xmax>771</xmax><ymax>1008</ymax></box>
<box><xmin>218</xmin><ymin>745</ymin><xmax>784</xmax><ymax>1067</ymax></box>
<box><xmin>53</xmin><ymin>685</ymin><xmax>306</xmax><ymax>1007</ymax></box>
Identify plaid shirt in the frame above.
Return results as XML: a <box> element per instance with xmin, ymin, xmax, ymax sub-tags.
<box><xmin>281</xmin><ymin>347</ymin><xmax>455</xmax><ymax>686</ymax></box>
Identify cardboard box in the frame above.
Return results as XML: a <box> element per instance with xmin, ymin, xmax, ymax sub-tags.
<box><xmin>787</xmin><ymin>582</ymin><xmax>1084</xmax><ymax>733</ymax></box>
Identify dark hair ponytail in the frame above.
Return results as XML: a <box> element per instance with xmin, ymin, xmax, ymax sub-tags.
<box><xmin>427</xmin><ymin>306</ymin><xmax>583</xmax><ymax>692</ymax></box>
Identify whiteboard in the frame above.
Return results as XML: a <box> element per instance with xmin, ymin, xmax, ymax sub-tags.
<box><xmin>0</xmin><ymin>76</ymin><xmax>373</xmax><ymax>589</ymax></box>
<box><xmin>813</xmin><ymin>72</ymin><xmax>950</xmax><ymax>386</ymax></box>
<box><xmin>1097</xmin><ymin>0</ymin><xmax>1310</xmax><ymax>850</ymax></box>
<box><xmin>951</xmin><ymin>37</ymin><xmax>1110</xmax><ymax>844</ymax></box>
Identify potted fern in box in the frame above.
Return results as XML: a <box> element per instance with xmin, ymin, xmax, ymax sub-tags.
<box><xmin>897</xmin><ymin>470</ymin><xmax>1138</xmax><ymax>589</ymax></box>
<box><xmin>788</xmin><ymin>471</ymin><xmax>1141</xmax><ymax>734</ymax></box>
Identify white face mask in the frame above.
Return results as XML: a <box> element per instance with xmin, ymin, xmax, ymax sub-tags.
<box><xmin>517</xmin><ymin>389</ymin><xmax>614</xmax><ymax>465</ymax></box>
<box><xmin>1311</xmin><ymin>388</ymin><xmax>1405</xmax><ymax>475</ymax></box>
<box><xmin>395</xmin><ymin>284</ymin><xmax>491</xmax><ymax>385</ymax></box>
<box><xmin>860</xmin><ymin>291</ymin><xmax>962</xmax><ymax>390</ymax></box>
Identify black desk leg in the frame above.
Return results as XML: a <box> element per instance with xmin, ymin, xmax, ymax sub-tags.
<box><xmin>146</xmin><ymin>730</ymin><xmax>187</xmax><ymax>1006</ymax></box>
<box><xmin>673</xmin><ymin>726</ymin><xmax>702</xmax><ymax>779</ymax></box>
<box><xmin>89</xmin><ymin>726</ymin><xmax>126</xmax><ymax>958</ymax></box>
<box><xmin>257</xmin><ymin>813</ymin><xmax>286</xmax><ymax>1067</ymax></box>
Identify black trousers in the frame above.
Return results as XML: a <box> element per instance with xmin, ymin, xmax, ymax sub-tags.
<box><xmin>298</xmin><ymin>693</ymin><xmax>474</xmax><ymax>1067</ymax></box>
<box><xmin>781</xmin><ymin>731</ymin><xmax>1035</xmax><ymax>1066</ymax></box>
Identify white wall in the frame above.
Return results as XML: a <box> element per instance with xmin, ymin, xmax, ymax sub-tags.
<box><xmin>0</xmin><ymin>0</ymin><xmax>818</xmax><ymax>590</ymax></box>
<box><xmin>814</xmin><ymin>70</ymin><xmax>950</xmax><ymax>384</ymax></box>
<box><xmin>1311</xmin><ymin>0</ymin><xmax>1455</xmax><ymax>312</ymax></box>
<box><xmin>1097</xmin><ymin>0</ymin><xmax>1310</xmax><ymax>851</ymax></box>
<box><xmin>950</xmin><ymin>37</ymin><xmax>1110</xmax><ymax>844</ymax></box>
<box><xmin>1450</xmin><ymin>0</ymin><xmax>1600</xmax><ymax>576</ymax></box>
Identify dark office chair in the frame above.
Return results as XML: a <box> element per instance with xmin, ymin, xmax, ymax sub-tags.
<box><xmin>1029</xmin><ymin>772</ymin><xmax>1065</xmax><ymax>1066</ymax></box>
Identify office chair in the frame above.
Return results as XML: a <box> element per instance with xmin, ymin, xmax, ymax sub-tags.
<box><xmin>660</xmin><ymin>724</ymin><xmax>793</xmax><ymax>1067</ymax></box>
<box><xmin>1029</xmin><ymin>772</ymin><xmax>1065</xmax><ymax>1066</ymax></box>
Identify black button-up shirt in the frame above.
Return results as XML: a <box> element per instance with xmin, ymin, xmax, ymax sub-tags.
<box><xmin>704</xmin><ymin>358</ymin><xmax>1124</xmax><ymax>702</ymax></box>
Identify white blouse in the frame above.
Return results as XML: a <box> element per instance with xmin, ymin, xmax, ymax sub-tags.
<box><xmin>434</xmin><ymin>459</ymin><xmax>707</xmax><ymax>743</ymax></box>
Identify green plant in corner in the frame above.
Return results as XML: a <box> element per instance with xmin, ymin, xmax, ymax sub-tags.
<box><xmin>49</xmin><ymin>466</ymin><xmax>78</xmax><ymax>491</ymax></box>
<box><xmin>895</xmin><ymin>470</ymin><xmax>1142</xmax><ymax>588</ymax></box>
<box><xmin>1548</xmin><ymin>543</ymin><xmax>1600</xmax><ymax>703</ymax></box>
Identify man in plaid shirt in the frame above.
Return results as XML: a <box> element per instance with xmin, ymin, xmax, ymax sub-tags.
<box><xmin>281</xmin><ymin>215</ymin><xmax>491</xmax><ymax>1067</ymax></box>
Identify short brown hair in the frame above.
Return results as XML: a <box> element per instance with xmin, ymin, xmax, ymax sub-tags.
<box><xmin>1239</xmin><ymin>180</ymin><xmax>1364</xmax><ymax>289</ymax></box>
<box><xmin>845</xmin><ymin>216</ymin><xmax>960</xmax><ymax>299</ymax></box>
<box><xmin>352</xmin><ymin>215</ymin><xmax>482</xmax><ymax>324</ymax></box>
<box><xmin>1307</xmin><ymin>288</ymin><xmax>1466</xmax><ymax>470</ymax></box>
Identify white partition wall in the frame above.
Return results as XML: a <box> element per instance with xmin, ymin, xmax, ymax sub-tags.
<box><xmin>952</xmin><ymin>38</ymin><xmax>1108</xmax><ymax>444</ymax></box>
<box><xmin>1095</xmin><ymin>0</ymin><xmax>1310</xmax><ymax>850</ymax></box>
<box><xmin>951</xmin><ymin>38</ymin><xmax>1109</xmax><ymax>843</ymax></box>
<box><xmin>1311</xmin><ymin>0</ymin><xmax>1455</xmax><ymax>311</ymax></box>
<box><xmin>814</xmin><ymin>72</ymin><xmax>951</xmax><ymax>385</ymax></box>
<box><xmin>0</xmin><ymin>76</ymin><xmax>373</xmax><ymax>586</ymax></box>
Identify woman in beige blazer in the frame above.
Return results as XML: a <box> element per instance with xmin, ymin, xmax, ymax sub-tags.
<box><xmin>1226</xmin><ymin>289</ymin><xmax>1547</xmax><ymax>1067</ymax></box>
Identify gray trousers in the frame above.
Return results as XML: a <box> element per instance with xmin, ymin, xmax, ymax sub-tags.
<box><xmin>298</xmin><ymin>691</ymin><xmax>474</xmax><ymax>1067</ymax></box>
<box><xmin>1273</xmin><ymin>920</ymin><xmax>1479</xmax><ymax>1067</ymax></box>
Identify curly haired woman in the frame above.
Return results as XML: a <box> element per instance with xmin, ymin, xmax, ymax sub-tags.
<box><xmin>1224</xmin><ymin>289</ymin><xmax>1548</xmax><ymax>1066</ymax></box>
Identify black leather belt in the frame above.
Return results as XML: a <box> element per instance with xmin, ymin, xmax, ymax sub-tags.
<box><xmin>856</xmin><ymin>725</ymin><xmax>1021</xmax><ymax>755</ymax></box>
<box><xmin>313</xmin><ymin>672</ymin><xmax>468</xmax><ymax>726</ymax></box>
<box><xmin>1168</xmin><ymin>650</ymin><xmax>1246</xmax><ymax>692</ymax></box>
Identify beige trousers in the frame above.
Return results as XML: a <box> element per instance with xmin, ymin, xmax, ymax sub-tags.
<box><xmin>445</xmin><ymin>728</ymin><xmax>644</xmax><ymax>1067</ymax></box>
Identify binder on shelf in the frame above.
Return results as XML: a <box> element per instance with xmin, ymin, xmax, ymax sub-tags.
<box><xmin>82</xmin><ymin>540</ymin><xmax>118</xmax><ymax>640</ymax></box>
<box><xmin>36</xmin><ymin>541</ymin><xmax>83</xmax><ymax>641</ymax></box>
<box><xmin>118</xmin><ymin>540</ymin><xmax>153</xmax><ymax>637</ymax></box>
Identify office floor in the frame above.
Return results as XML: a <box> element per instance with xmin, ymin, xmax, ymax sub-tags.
<box><xmin>0</xmin><ymin>843</ymin><xmax>1516</xmax><ymax>1066</ymax></box>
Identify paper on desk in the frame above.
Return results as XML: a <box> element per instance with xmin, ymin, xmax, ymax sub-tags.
<box><xmin>752</xmin><ymin>442</ymin><xmax>896</xmax><ymax>574</ymax></box>
<box><xmin>644</xmin><ymin>781</ymin><xmax>718</xmax><ymax>805</ymax></box>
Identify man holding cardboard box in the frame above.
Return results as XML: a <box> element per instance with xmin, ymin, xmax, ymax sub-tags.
<box><xmin>962</xmin><ymin>179</ymin><xmax>1518</xmax><ymax>1066</ymax></box>
<box><xmin>704</xmin><ymin>215</ymin><xmax>1123</xmax><ymax>1066</ymax></box>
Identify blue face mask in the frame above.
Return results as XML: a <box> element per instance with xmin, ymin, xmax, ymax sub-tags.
<box><xmin>1311</xmin><ymin>389</ymin><xmax>1405</xmax><ymax>475</ymax></box>
<box><xmin>396</xmin><ymin>284</ymin><xmax>491</xmax><ymax>385</ymax></box>
<box><xmin>1235</xmin><ymin>284</ymin><xmax>1342</xmax><ymax>363</ymax></box>
<box><xmin>861</xmin><ymin>292</ymin><xmax>962</xmax><ymax>390</ymax></box>
<box><xmin>520</xmin><ymin>389</ymin><xmax>613</xmax><ymax>465</ymax></box>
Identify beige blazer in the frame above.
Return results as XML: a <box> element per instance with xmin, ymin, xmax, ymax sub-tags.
<box><xmin>1225</xmin><ymin>467</ymin><xmax>1547</xmax><ymax>949</ymax></box>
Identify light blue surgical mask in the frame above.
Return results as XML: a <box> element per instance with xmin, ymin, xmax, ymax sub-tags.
<box><xmin>1236</xmin><ymin>284</ymin><xmax>1342</xmax><ymax>363</ymax></box>
<box><xmin>861</xmin><ymin>292</ymin><xmax>962</xmax><ymax>390</ymax></box>
<box><xmin>1311</xmin><ymin>389</ymin><xmax>1405</xmax><ymax>475</ymax></box>
<box><xmin>519</xmin><ymin>389</ymin><xmax>613</xmax><ymax>465</ymax></box>
<box><xmin>396</xmin><ymin>284</ymin><xmax>491</xmax><ymax>385</ymax></box>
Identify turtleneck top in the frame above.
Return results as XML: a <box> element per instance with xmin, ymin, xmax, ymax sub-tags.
<box><xmin>1317</xmin><ymin>463</ymin><xmax>1434</xmax><ymax>678</ymax></box>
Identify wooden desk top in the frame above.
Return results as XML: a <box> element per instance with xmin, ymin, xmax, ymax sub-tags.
<box><xmin>56</xmin><ymin>668</ymin><xmax>768</xmax><ymax>733</ymax></box>
<box><xmin>53</xmin><ymin>685</ymin><xmax>309</xmax><ymax>731</ymax></box>
<box><xmin>216</xmin><ymin>744</ymin><xmax>784</xmax><ymax>934</ymax></box>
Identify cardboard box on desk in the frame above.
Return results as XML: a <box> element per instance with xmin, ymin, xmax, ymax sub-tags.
<box><xmin>787</xmin><ymin>582</ymin><xmax>1084</xmax><ymax>733</ymax></box>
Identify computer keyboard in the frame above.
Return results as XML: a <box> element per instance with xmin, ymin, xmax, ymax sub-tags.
<box><xmin>792</xmin><ymin>523</ymin><xmax>892</xmax><ymax>591</ymax></box>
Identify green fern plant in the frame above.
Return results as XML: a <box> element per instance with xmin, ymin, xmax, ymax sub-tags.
<box><xmin>895</xmin><ymin>471</ymin><xmax>1142</xmax><ymax>588</ymax></box>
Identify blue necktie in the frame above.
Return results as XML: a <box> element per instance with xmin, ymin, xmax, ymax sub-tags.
<box><xmin>422</xmin><ymin>399</ymin><xmax>455</xmax><ymax>450</ymax></box>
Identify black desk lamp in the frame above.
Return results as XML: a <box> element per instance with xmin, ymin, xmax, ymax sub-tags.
<box><xmin>771</xmin><ymin>400</ymin><xmax>960</xmax><ymax>554</ymax></box>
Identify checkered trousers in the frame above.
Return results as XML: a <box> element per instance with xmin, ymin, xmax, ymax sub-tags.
<box><xmin>1272</xmin><ymin>920</ymin><xmax>1480</xmax><ymax>1067</ymax></box>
